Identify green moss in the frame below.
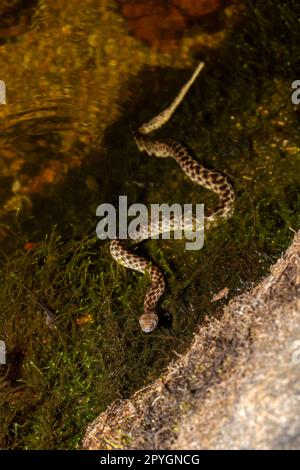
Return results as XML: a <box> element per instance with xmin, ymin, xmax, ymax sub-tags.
<box><xmin>0</xmin><ymin>0</ymin><xmax>300</xmax><ymax>449</ymax></box>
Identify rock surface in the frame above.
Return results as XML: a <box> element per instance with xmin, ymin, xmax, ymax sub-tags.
<box><xmin>119</xmin><ymin>0</ymin><xmax>239</xmax><ymax>50</ymax></box>
<box><xmin>83</xmin><ymin>230</ymin><xmax>300</xmax><ymax>450</ymax></box>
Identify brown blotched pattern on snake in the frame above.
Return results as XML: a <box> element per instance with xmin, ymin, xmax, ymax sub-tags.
<box><xmin>109</xmin><ymin>62</ymin><xmax>235</xmax><ymax>333</ymax></box>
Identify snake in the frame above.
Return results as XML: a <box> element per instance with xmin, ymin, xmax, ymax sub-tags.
<box><xmin>109</xmin><ymin>62</ymin><xmax>235</xmax><ymax>333</ymax></box>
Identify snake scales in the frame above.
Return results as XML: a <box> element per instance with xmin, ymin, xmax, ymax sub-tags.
<box><xmin>110</xmin><ymin>62</ymin><xmax>235</xmax><ymax>333</ymax></box>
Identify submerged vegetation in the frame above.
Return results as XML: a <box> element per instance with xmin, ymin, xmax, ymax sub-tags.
<box><xmin>0</xmin><ymin>0</ymin><xmax>300</xmax><ymax>449</ymax></box>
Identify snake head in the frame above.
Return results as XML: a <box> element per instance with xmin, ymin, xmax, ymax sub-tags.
<box><xmin>139</xmin><ymin>312</ymin><xmax>158</xmax><ymax>333</ymax></box>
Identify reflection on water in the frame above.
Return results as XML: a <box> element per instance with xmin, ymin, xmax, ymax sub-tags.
<box><xmin>0</xmin><ymin>0</ymin><xmax>38</xmax><ymax>44</ymax></box>
<box><xmin>0</xmin><ymin>0</ymin><xmax>242</xmax><ymax>230</ymax></box>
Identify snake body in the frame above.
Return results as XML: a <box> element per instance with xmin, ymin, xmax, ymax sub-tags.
<box><xmin>110</xmin><ymin>62</ymin><xmax>235</xmax><ymax>333</ymax></box>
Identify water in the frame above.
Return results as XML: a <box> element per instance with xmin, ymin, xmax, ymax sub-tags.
<box><xmin>0</xmin><ymin>0</ymin><xmax>240</xmax><ymax>232</ymax></box>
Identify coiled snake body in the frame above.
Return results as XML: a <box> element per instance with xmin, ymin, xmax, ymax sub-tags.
<box><xmin>110</xmin><ymin>63</ymin><xmax>235</xmax><ymax>333</ymax></box>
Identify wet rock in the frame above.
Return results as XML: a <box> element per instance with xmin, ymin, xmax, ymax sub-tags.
<box><xmin>173</xmin><ymin>0</ymin><xmax>223</xmax><ymax>17</ymax></box>
<box><xmin>119</xmin><ymin>0</ymin><xmax>235</xmax><ymax>50</ymax></box>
